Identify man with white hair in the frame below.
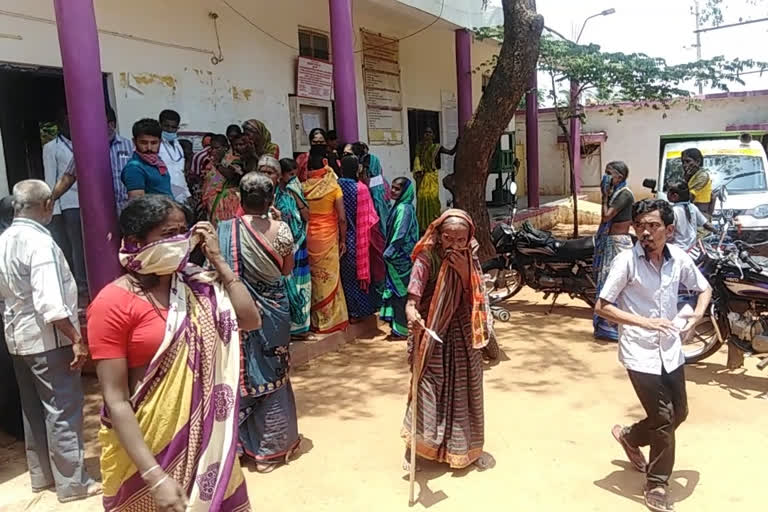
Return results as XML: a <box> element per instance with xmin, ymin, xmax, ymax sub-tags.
<box><xmin>0</xmin><ymin>180</ymin><xmax>100</xmax><ymax>503</ymax></box>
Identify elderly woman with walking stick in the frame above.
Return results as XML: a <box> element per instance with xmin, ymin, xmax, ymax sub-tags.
<box><xmin>402</xmin><ymin>209</ymin><xmax>495</xmax><ymax>494</ymax></box>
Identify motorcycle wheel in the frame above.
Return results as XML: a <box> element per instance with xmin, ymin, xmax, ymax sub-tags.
<box><xmin>482</xmin><ymin>258</ymin><xmax>524</xmax><ymax>303</ymax></box>
<box><xmin>483</xmin><ymin>329</ymin><xmax>500</xmax><ymax>361</ymax></box>
<box><xmin>683</xmin><ymin>315</ymin><xmax>725</xmax><ymax>364</ymax></box>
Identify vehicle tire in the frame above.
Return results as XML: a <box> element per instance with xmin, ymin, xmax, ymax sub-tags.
<box><xmin>498</xmin><ymin>310</ymin><xmax>511</xmax><ymax>322</ymax></box>
<box><xmin>683</xmin><ymin>314</ymin><xmax>726</xmax><ymax>364</ymax></box>
<box><xmin>483</xmin><ymin>330</ymin><xmax>500</xmax><ymax>361</ymax></box>
<box><xmin>482</xmin><ymin>258</ymin><xmax>524</xmax><ymax>303</ymax></box>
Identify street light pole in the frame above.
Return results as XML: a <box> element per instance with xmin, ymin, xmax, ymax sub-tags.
<box><xmin>576</xmin><ymin>8</ymin><xmax>616</xmax><ymax>44</ymax></box>
<box><xmin>694</xmin><ymin>0</ymin><xmax>703</xmax><ymax>94</ymax></box>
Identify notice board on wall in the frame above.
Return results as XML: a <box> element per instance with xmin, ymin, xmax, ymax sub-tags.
<box><xmin>296</xmin><ymin>57</ymin><xmax>333</xmax><ymax>101</ymax></box>
<box><xmin>361</xmin><ymin>29</ymin><xmax>403</xmax><ymax>145</ymax></box>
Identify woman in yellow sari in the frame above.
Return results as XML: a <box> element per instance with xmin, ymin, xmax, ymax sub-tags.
<box><xmin>87</xmin><ymin>195</ymin><xmax>261</xmax><ymax>511</ymax></box>
<box><xmin>412</xmin><ymin>127</ymin><xmax>458</xmax><ymax>233</ymax></box>
<box><xmin>303</xmin><ymin>146</ymin><xmax>349</xmax><ymax>333</ymax></box>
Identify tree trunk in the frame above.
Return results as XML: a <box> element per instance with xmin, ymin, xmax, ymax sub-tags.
<box><xmin>450</xmin><ymin>0</ymin><xmax>544</xmax><ymax>262</ymax></box>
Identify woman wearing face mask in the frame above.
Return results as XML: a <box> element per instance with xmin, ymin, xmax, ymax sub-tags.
<box><xmin>242</xmin><ymin>119</ymin><xmax>279</xmax><ymax>160</ymax></box>
<box><xmin>217</xmin><ymin>173</ymin><xmax>302</xmax><ymax>473</ymax></box>
<box><xmin>402</xmin><ymin>209</ymin><xmax>493</xmax><ymax>471</ymax></box>
<box><xmin>338</xmin><ymin>155</ymin><xmax>381</xmax><ymax>321</ymax></box>
<box><xmin>593</xmin><ymin>161</ymin><xmax>635</xmax><ymax>341</ymax></box>
<box><xmin>296</xmin><ymin>128</ymin><xmax>339</xmax><ymax>182</ymax></box>
<box><xmin>302</xmin><ymin>144</ymin><xmax>349</xmax><ymax>333</ymax></box>
<box><xmin>412</xmin><ymin>127</ymin><xmax>458</xmax><ymax>233</ymax></box>
<box><xmin>87</xmin><ymin>195</ymin><xmax>261</xmax><ymax>511</ymax></box>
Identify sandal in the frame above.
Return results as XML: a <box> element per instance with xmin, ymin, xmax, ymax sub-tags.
<box><xmin>644</xmin><ymin>486</ymin><xmax>673</xmax><ymax>512</ymax></box>
<box><xmin>612</xmin><ymin>425</ymin><xmax>647</xmax><ymax>473</ymax></box>
<box><xmin>254</xmin><ymin>463</ymin><xmax>277</xmax><ymax>474</ymax></box>
<box><xmin>402</xmin><ymin>448</ymin><xmax>422</xmax><ymax>472</ymax></box>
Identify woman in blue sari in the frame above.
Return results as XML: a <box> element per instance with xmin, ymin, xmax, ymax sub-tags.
<box><xmin>338</xmin><ymin>155</ymin><xmax>381</xmax><ymax>319</ymax></box>
<box><xmin>353</xmin><ymin>143</ymin><xmax>391</xmax><ymax>238</ymax></box>
<box><xmin>218</xmin><ymin>172</ymin><xmax>301</xmax><ymax>473</ymax></box>
<box><xmin>593</xmin><ymin>161</ymin><xmax>634</xmax><ymax>341</ymax></box>
<box><xmin>380</xmin><ymin>177</ymin><xmax>419</xmax><ymax>339</ymax></box>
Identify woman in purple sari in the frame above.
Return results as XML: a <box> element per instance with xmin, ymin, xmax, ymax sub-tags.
<box><xmin>87</xmin><ymin>195</ymin><xmax>261</xmax><ymax>511</ymax></box>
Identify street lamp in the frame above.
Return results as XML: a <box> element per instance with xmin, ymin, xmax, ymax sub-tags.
<box><xmin>576</xmin><ymin>8</ymin><xmax>616</xmax><ymax>43</ymax></box>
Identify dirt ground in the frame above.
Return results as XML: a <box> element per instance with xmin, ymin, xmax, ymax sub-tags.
<box><xmin>1</xmin><ymin>288</ymin><xmax>767</xmax><ymax>512</ymax></box>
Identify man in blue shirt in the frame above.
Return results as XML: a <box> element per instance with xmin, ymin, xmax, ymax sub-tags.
<box><xmin>122</xmin><ymin>118</ymin><xmax>173</xmax><ymax>200</ymax></box>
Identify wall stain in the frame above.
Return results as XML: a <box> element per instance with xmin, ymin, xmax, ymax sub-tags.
<box><xmin>130</xmin><ymin>73</ymin><xmax>177</xmax><ymax>92</ymax></box>
<box><xmin>230</xmin><ymin>85</ymin><xmax>254</xmax><ymax>102</ymax></box>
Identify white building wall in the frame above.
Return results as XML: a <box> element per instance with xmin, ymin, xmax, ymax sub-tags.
<box><xmin>517</xmin><ymin>92</ymin><xmax>768</xmax><ymax>198</ymax></box>
<box><xmin>0</xmin><ymin>0</ymin><xmax>499</xmax><ymax>205</ymax></box>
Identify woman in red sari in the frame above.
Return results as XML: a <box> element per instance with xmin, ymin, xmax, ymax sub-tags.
<box><xmin>402</xmin><ymin>209</ymin><xmax>494</xmax><ymax>470</ymax></box>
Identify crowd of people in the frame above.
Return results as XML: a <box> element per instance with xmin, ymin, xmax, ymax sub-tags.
<box><xmin>0</xmin><ymin>105</ymin><xmax>721</xmax><ymax>512</ymax></box>
<box><xmin>1</xmin><ymin>107</ymin><xmax>490</xmax><ymax>511</ymax></box>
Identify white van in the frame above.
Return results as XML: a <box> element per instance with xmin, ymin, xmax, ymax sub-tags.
<box><xmin>645</xmin><ymin>135</ymin><xmax>768</xmax><ymax>245</ymax></box>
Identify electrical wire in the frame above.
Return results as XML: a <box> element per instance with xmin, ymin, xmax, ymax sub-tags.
<box><xmin>221</xmin><ymin>0</ymin><xmax>446</xmax><ymax>54</ymax></box>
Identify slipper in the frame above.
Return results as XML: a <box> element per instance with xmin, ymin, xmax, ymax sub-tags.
<box><xmin>612</xmin><ymin>425</ymin><xmax>647</xmax><ymax>473</ymax></box>
<box><xmin>32</xmin><ymin>483</ymin><xmax>55</xmax><ymax>494</ymax></box>
<box><xmin>644</xmin><ymin>486</ymin><xmax>673</xmax><ymax>512</ymax></box>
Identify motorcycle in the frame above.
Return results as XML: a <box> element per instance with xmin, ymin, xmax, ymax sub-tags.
<box><xmin>683</xmin><ymin>177</ymin><xmax>768</xmax><ymax>369</ymax></box>
<box><xmin>483</xmin><ymin>180</ymin><xmax>597</xmax><ymax>309</ymax></box>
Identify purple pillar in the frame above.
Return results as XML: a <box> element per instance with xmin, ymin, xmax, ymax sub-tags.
<box><xmin>53</xmin><ymin>0</ymin><xmax>120</xmax><ymax>296</ymax></box>
<box><xmin>455</xmin><ymin>29</ymin><xmax>473</xmax><ymax>135</ymax></box>
<box><xmin>329</xmin><ymin>0</ymin><xmax>359</xmax><ymax>142</ymax></box>
<box><xmin>525</xmin><ymin>75</ymin><xmax>540</xmax><ymax>209</ymax></box>
<box><xmin>569</xmin><ymin>80</ymin><xmax>582</xmax><ymax>193</ymax></box>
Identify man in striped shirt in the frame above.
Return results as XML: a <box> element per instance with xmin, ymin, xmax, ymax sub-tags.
<box><xmin>51</xmin><ymin>107</ymin><xmax>134</xmax><ymax>217</ymax></box>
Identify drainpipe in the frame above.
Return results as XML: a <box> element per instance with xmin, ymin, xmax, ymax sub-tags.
<box><xmin>525</xmin><ymin>75</ymin><xmax>540</xmax><ymax>208</ymax></box>
<box><xmin>328</xmin><ymin>0</ymin><xmax>360</xmax><ymax>142</ymax></box>
<box><xmin>53</xmin><ymin>0</ymin><xmax>121</xmax><ymax>296</ymax></box>
<box><xmin>455</xmin><ymin>29</ymin><xmax>473</xmax><ymax>135</ymax></box>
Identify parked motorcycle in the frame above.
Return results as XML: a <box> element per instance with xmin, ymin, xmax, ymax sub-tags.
<box><xmin>483</xmin><ymin>217</ymin><xmax>597</xmax><ymax>309</ymax></box>
<box><xmin>683</xmin><ymin>178</ymin><xmax>768</xmax><ymax>368</ymax></box>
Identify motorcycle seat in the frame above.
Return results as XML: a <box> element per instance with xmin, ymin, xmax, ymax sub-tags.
<box><xmin>553</xmin><ymin>236</ymin><xmax>595</xmax><ymax>259</ymax></box>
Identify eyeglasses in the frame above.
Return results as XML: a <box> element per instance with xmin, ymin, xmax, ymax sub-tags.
<box><xmin>634</xmin><ymin>222</ymin><xmax>665</xmax><ymax>232</ymax></box>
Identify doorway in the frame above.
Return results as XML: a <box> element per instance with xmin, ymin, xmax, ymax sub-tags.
<box><xmin>407</xmin><ymin>109</ymin><xmax>441</xmax><ymax>170</ymax></box>
<box><xmin>0</xmin><ymin>64</ymin><xmax>112</xmax><ymax>195</ymax></box>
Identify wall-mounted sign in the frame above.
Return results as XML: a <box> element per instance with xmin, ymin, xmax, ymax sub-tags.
<box><xmin>297</xmin><ymin>56</ymin><xmax>333</xmax><ymax>101</ymax></box>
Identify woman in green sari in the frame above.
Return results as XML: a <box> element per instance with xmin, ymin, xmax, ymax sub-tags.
<box><xmin>412</xmin><ymin>127</ymin><xmax>458</xmax><ymax>233</ymax></box>
<box><xmin>380</xmin><ymin>177</ymin><xmax>419</xmax><ymax>339</ymax></box>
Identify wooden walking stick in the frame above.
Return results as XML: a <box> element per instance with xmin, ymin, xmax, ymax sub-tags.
<box><xmin>408</xmin><ymin>347</ymin><xmax>419</xmax><ymax>507</ymax></box>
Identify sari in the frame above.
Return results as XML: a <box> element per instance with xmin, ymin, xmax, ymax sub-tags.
<box><xmin>380</xmin><ymin>179</ymin><xmax>419</xmax><ymax>337</ymax></box>
<box><xmin>412</xmin><ymin>142</ymin><xmax>442</xmax><ymax>233</ymax></box>
<box><xmin>401</xmin><ymin>209</ymin><xmax>491</xmax><ymax>469</ymax></box>
<box><xmin>303</xmin><ymin>167</ymin><xmax>349</xmax><ymax>333</ymax></box>
<box><xmin>275</xmin><ymin>177</ymin><xmax>311</xmax><ymax>335</ymax></box>
<box><xmin>218</xmin><ymin>217</ymin><xmax>300</xmax><ymax>465</ymax></box>
<box><xmin>339</xmin><ymin>178</ymin><xmax>380</xmax><ymax>319</ymax></box>
<box><xmin>99</xmin><ymin>237</ymin><xmax>249</xmax><ymax>511</ymax></box>
<box><xmin>201</xmin><ymin>150</ymin><xmax>242</xmax><ymax>225</ymax></box>
<box><xmin>593</xmin><ymin>180</ymin><xmax>634</xmax><ymax>341</ymax></box>
<box><xmin>367</xmin><ymin>154</ymin><xmax>391</xmax><ymax>237</ymax></box>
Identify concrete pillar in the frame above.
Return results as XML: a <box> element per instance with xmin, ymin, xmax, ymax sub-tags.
<box><xmin>329</xmin><ymin>0</ymin><xmax>359</xmax><ymax>142</ymax></box>
<box><xmin>525</xmin><ymin>75</ymin><xmax>540</xmax><ymax>208</ymax></box>
<box><xmin>569</xmin><ymin>80</ymin><xmax>582</xmax><ymax>193</ymax></box>
<box><xmin>455</xmin><ymin>29</ymin><xmax>473</xmax><ymax>135</ymax></box>
<box><xmin>53</xmin><ymin>0</ymin><xmax>121</xmax><ymax>296</ymax></box>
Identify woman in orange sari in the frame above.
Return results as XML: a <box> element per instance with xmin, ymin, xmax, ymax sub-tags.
<box><xmin>302</xmin><ymin>146</ymin><xmax>349</xmax><ymax>333</ymax></box>
<box><xmin>402</xmin><ymin>209</ymin><xmax>493</xmax><ymax>470</ymax></box>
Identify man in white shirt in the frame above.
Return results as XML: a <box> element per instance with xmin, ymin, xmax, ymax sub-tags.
<box><xmin>42</xmin><ymin>108</ymin><xmax>87</xmax><ymax>297</ymax></box>
<box><xmin>595</xmin><ymin>199</ymin><xmax>712</xmax><ymax>512</ymax></box>
<box><xmin>667</xmin><ymin>180</ymin><xmax>716</xmax><ymax>256</ymax></box>
<box><xmin>158</xmin><ymin>109</ymin><xmax>192</xmax><ymax>204</ymax></box>
<box><xmin>0</xmin><ymin>180</ymin><xmax>100</xmax><ymax>503</ymax></box>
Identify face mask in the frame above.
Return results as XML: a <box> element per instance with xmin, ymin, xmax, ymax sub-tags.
<box><xmin>119</xmin><ymin>232</ymin><xmax>199</xmax><ymax>276</ymax></box>
<box><xmin>162</xmin><ymin>131</ymin><xmax>178</xmax><ymax>143</ymax></box>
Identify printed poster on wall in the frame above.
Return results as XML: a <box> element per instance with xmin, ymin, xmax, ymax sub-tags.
<box><xmin>361</xmin><ymin>29</ymin><xmax>403</xmax><ymax>145</ymax></box>
<box><xmin>296</xmin><ymin>56</ymin><xmax>333</xmax><ymax>101</ymax></box>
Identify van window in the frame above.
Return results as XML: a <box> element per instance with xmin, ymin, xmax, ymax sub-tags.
<box><xmin>664</xmin><ymin>154</ymin><xmax>767</xmax><ymax>193</ymax></box>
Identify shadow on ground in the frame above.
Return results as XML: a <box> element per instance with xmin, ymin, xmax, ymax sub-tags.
<box><xmin>594</xmin><ymin>460</ymin><xmax>700</xmax><ymax>507</ymax></box>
